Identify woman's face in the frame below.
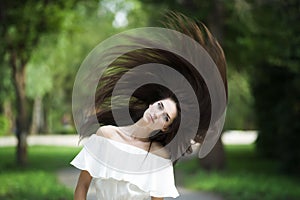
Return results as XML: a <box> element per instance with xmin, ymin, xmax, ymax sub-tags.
<box><xmin>143</xmin><ymin>98</ymin><xmax>177</xmax><ymax>131</ymax></box>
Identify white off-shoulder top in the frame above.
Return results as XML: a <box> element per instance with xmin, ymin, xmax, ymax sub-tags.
<box><xmin>70</xmin><ymin>134</ymin><xmax>179</xmax><ymax>200</ymax></box>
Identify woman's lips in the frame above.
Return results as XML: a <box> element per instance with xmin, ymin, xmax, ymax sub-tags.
<box><xmin>149</xmin><ymin>114</ymin><xmax>154</xmax><ymax>123</ymax></box>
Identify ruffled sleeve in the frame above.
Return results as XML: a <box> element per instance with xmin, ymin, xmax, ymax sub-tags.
<box><xmin>70</xmin><ymin>134</ymin><xmax>179</xmax><ymax>198</ymax></box>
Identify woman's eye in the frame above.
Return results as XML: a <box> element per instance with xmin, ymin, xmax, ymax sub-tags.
<box><xmin>164</xmin><ymin>115</ymin><xmax>169</xmax><ymax>122</ymax></box>
<box><xmin>158</xmin><ymin>102</ymin><xmax>163</xmax><ymax>110</ymax></box>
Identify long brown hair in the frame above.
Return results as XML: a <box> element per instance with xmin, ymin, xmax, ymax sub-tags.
<box><xmin>80</xmin><ymin>12</ymin><xmax>227</xmax><ymax>157</ymax></box>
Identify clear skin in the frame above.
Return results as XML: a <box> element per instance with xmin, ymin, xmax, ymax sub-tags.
<box><xmin>143</xmin><ymin>98</ymin><xmax>177</xmax><ymax>131</ymax></box>
<box><xmin>74</xmin><ymin>98</ymin><xmax>178</xmax><ymax>200</ymax></box>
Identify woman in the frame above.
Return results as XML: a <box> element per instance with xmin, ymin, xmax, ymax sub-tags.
<box><xmin>71</xmin><ymin>13</ymin><xmax>227</xmax><ymax>200</ymax></box>
<box><xmin>72</xmin><ymin>96</ymin><xmax>180</xmax><ymax>200</ymax></box>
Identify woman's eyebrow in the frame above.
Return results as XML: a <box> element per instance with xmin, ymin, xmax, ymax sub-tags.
<box><xmin>161</xmin><ymin>102</ymin><xmax>171</xmax><ymax>120</ymax></box>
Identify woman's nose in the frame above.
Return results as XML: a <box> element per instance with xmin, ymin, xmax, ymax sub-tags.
<box><xmin>153</xmin><ymin>110</ymin><xmax>164</xmax><ymax>119</ymax></box>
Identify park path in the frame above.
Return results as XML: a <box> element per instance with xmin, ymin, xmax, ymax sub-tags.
<box><xmin>0</xmin><ymin>130</ymin><xmax>257</xmax><ymax>147</ymax></box>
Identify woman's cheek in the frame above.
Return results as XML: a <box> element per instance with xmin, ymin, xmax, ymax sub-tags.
<box><xmin>143</xmin><ymin>110</ymin><xmax>151</xmax><ymax>124</ymax></box>
<box><xmin>155</xmin><ymin>119</ymin><xmax>165</xmax><ymax>130</ymax></box>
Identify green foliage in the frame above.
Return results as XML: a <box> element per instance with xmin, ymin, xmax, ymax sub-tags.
<box><xmin>0</xmin><ymin>115</ymin><xmax>9</xmax><ymax>136</ymax></box>
<box><xmin>0</xmin><ymin>0</ymin><xmax>78</xmax><ymax>63</ymax></box>
<box><xmin>0</xmin><ymin>146</ymin><xmax>80</xmax><ymax>200</ymax></box>
<box><xmin>176</xmin><ymin>145</ymin><xmax>300</xmax><ymax>200</ymax></box>
<box><xmin>0</xmin><ymin>0</ymin><xmax>91</xmax><ymax>136</ymax></box>
<box><xmin>0</xmin><ymin>64</ymin><xmax>14</xmax><ymax>107</ymax></box>
<box><xmin>147</xmin><ymin>0</ymin><xmax>300</xmax><ymax>174</ymax></box>
<box><xmin>34</xmin><ymin>0</ymin><xmax>151</xmax><ymax>133</ymax></box>
<box><xmin>0</xmin><ymin>171</ymin><xmax>72</xmax><ymax>200</ymax></box>
<box><xmin>250</xmin><ymin>1</ymin><xmax>300</xmax><ymax>72</ymax></box>
<box><xmin>252</xmin><ymin>65</ymin><xmax>300</xmax><ymax>173</ymax></box>
<box><xmin>26</xmin><ymin>64</ymin><xmax>53</xmax><ymax>99</ymax></box>
<box><xmin>41</xmin><ymin>1</ymin><xmax>117</xmax><ymax>133</ymax></box>
<box><xmin>224</xmin><ymin>69</ymin><xmax>255</xmax><ymax>130</ymax></box>
<box><xmin>244</xmin><ymin>1</ymin><xmax>300</xmax><ymax>173</ymax></box>
<box><xmin>57</xmin><ymin>125</ymin><xmax>76</xmax><ymax>135</ymax></box>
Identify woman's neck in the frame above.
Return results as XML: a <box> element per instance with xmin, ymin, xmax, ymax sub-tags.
<box><xmin>118</xmin><ymin>118</ymin><xmax>153</xmax><ymax>142</ymax></box>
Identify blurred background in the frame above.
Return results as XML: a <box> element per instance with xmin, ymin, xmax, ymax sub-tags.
<box><xmin>0</xmin><ymin>0</ymin><xmax>299</xmax><ymax>200</ymax></box>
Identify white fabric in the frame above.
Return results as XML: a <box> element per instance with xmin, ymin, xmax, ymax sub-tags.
<box><xmin>71</xmin><ymin>134</ymin><xmax>179</xmax><ymax>200</ymax></box>
<box><xmin>94</xmin><ymin>178</ymin><xmax>149</xmax><ymax>200</ymax></box>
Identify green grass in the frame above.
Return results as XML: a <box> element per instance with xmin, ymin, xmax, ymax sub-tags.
<box><xmin>0</xmin><ymin>146</ymin><xmax>81</xmax><ymax>200</ymax></box>
<box><xmin>2</xmin><ymin>145</ymin><xmax>300</xmax><ymax>200</ymax></box>
<box><xmin>175</xmin><ymin>144</ymin><xmax>300</xmax><ymax>200</ymax></box>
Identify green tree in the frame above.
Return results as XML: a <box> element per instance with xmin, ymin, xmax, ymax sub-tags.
<box><xmin>43</xmin><ymin>0</ymin><xmax>140</xmax><ymax>133</ymax></box>
<box><xmin>248</xmin><ymin>0</ymin><xmax>300</xmax><ymax>173</ymax></box>
<box><xmin>0</xmin><ymin>0</ymin><xmax>80</xmax><ymax>166</ymax></box>
<box><xmin>215</xmin><ymin>0</ymin><xmax>300</xmax><ymax>173</ymax></box>
<box><xmin>26</xmin><ymin>62</ymin><xmax>52</xmax><ymax>134</ymax></box>
<box><xmin>0</xmin><ymin>65</ymin><xmax>15</xmax><ymax>135</ymax></box>
<box><xmin>23</xmin><ymin>0</ymin><xmax>149</xmax><ymax>135</ymax></box>
<box><xmin>224</xmin><ymin>69</ymin><xmax>254</xmax><ymax>130</ymax></box>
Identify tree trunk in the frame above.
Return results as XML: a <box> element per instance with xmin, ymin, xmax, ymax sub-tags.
<box><xmin>199</xmin><ymin>138</ymin><xmax>226</xmax><ymax>170</ymax></box>
<box><xmin>15</xmin><ymin>70</ymin><xmax>28</xmax><ymax>166</ymax></box>
<box><xmin>11</xmin><ymin>54</ymin><xmax>28</xmax><ymax>166</ymax></box>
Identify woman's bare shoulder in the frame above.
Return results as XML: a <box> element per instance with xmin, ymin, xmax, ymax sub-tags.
<box><xmin>96</xmin><ymin>125</ymin><xmax>117</xmax><ymax>139</ymax></box>
<box><xmin>150</xmin><ymin>142</ymin><xmax>170</xmax><ymax>159</ymax></box>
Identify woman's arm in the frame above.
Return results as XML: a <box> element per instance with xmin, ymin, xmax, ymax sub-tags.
<box><xmin>74</xmin><ymin>170</ymin><xmax>92</xmax><ymax>200</ymax></box>
<box><xmin>151</xmin><ymin>197</ymin><xmax>163</xmax><ymax>200</ymax></box>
